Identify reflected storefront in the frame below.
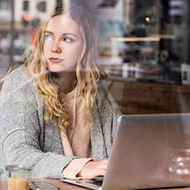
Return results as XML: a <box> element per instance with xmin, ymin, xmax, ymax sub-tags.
<box><xmin>0</xmin><ymin>0</ymin><xmax>190</xmax><ymax>114</ymax></box>
<box><xmin>1</xmin><ymin>1</ymin><xmax>190</xmax><ymax>188</ymax></box>
<box><xmin>98</xmin><ymin>0</ymin><xmax>190</xmax><ymax>85</ymax></box>
<box><xmin>97</xmin><ymin>0</ymin><xmax>190</xmax><ymax>115</ymax></box>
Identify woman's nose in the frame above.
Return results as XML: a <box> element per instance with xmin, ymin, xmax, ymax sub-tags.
<box><xmin>51</xmin><ymin>41</ymin><xmax>62</xmax><ymax>53</ymax></box>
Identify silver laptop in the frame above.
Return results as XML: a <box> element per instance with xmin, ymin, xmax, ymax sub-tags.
<box><xmin>103</xmin><ymin>113</ymin><xmax>190</xmax><ymax>190</ymax></box>
<box><xmin>61</xmin><ymin>113</ymin><xmax>190</xmax><ymax>190</ymax></box>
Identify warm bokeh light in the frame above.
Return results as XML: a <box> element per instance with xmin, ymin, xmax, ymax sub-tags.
<box><xmin>145</xmin><ymin>16</ymin><xmax>151</xmax><ymax>23</ymax></box>
<box><xmin>22</xmin><ymin>13</ymin><xmax>30</xmax><ymax>21</ymax></box>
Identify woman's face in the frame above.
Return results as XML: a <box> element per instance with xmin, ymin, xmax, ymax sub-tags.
<box><xmin>43</xmin><ymin>14</ymin><xmax>83</xmax><ymax>73</ymax></box>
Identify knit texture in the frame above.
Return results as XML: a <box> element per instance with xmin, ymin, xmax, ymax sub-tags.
<box><xmin>0</xmin><ymin>65</ymin><xmax>121</xmax><ymax>179</ymax></box>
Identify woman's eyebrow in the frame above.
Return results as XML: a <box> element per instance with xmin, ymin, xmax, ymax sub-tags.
<box><xmin>44</xmin><ymin>30</ymin><xmax>77</xmax><ymax>37</ymax></box>
<box><xmin>44</xmin><ymin>30</ymin><xmax>53</xmax><ymax>34</ymax></box>
<box><xmin>62</xmin><ymin>33</ymin><xmax>78</xmax><ymax>37</ymax></box>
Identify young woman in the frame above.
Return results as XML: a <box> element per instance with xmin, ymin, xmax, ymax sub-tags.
<box><xmin>0</xmin><ymin>4</ymin><xmax>121</xmax><ymax>179</ymax></box>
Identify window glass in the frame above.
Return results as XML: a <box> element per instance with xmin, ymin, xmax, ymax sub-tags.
<box><xmin>0</xmin><ymin>0</ymin><xmax>190</xmax><ymax>115</ymax></box>
<box><xmin>23</xmin><ymin>1</ymin><xmax>29</xmax><ymax>11</ymax></box>
<box><xmin>0</xmin><ymin>0</ymin><xmax>10</xmax><ymax>10</ymax></box>
<box><xmin>37</xmin><ymin>1</ymin><xmax>46</xmax><ymax>12</ymax></box>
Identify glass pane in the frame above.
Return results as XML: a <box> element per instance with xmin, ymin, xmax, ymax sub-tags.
<box><xmin>23</xmin><ymin>1</ymin><xmax>29</xmax><ymax>11</ymax></box>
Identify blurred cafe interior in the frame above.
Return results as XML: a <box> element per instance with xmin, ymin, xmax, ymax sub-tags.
<box><xmin>1</xmin><ymin>0</ymin><xmax>190</xmax><ymax>115</ymax></box>
<box><xmin>1</xmin><ymin>1</ymin><xmax>190</xmax><ymax>189</ymax></box>
<box><xmin>97</xmin><ymin>0</ymin><xmax>190</xmax><ymax>115</ymax></box>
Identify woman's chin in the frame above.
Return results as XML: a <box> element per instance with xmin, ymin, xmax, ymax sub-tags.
<box><xmin>48</xmin><ymin>67</ymin><xmax>65</xmax><ymax>73</ymax></box>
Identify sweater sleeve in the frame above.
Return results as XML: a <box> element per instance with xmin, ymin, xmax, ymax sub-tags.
<box><xmin>63</xmin><ymin>158</ymin><xmax>92</xmax><ymax>179</ymax></box>
<box><xmin>0</xmin><ymin>68</ymin><xmax>73</xmax><ymax>179</ymax></box>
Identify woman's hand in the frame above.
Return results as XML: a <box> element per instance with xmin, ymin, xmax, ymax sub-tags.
<box><xmin>77</xmin><ymin>159</ymin><xmax>108</xmax><ymax>179</ymax></box>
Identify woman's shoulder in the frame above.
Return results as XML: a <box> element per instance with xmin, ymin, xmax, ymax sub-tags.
<box><xmin>3</xmin><ymin>64</ymin><xmax>32</xmax><ymax>86</ymax></box>
<box><xmin>96</xmin><ymin>80</ymin><xmax>119</xmax><ymax>106</ymax></box>
<box><xmin>1</xmin><ymin>64</ymin><xmax>34</xmax><ymax>94</ymax></box>
<box><xmin>7</xmin><ymin>64</ymin><xmax>30</xmax><ymax>79</ymax></box>
<box><xmin>97</xmin><ymin>80</ymin><xmax>109</xmax><ymax>97</ymax></box>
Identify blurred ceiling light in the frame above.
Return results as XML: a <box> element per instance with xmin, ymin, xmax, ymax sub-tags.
<box><xmin>145</xmin><ymin>16</ymin><xmax>151</xmax><ymax>23</ymax></box>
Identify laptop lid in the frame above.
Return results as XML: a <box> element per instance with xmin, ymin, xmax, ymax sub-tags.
<box><xmin>102</xmin><ymin>113</ymin><xmax>190</xmax><ymax>190</ymax></box>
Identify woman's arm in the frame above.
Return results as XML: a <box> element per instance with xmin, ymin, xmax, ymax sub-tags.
<box><xmin>0</xmin><ymin>68</ymin><xmax>73</xmax><ymax>178</ymax></box>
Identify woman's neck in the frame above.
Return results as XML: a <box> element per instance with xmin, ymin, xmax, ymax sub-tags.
<box><xmin>58</xmin><ymin>72</ymin><xmax>77</xmax><ymax>94</ymax></box>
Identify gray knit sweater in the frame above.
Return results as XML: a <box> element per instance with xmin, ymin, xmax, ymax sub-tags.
<box><xmin>0</xmin><ymin>65</ymin><xmax>121</xmax><ymax>179</ymax></box>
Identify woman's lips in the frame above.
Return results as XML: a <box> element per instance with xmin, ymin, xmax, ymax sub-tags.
<box><xmin>49</xmin><ymin>57</ymin><xmax>64</xmax><ymax>63</ymax></box>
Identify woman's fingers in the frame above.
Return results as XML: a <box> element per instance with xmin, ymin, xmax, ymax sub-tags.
<box><xmin>77</xmin><ymin>159</ymin><xmax>108</xmax><ymax>179</ymax></box>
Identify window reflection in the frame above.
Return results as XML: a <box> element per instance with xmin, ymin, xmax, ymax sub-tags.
<box><xmin>0</xmin><ymin>0</ymin><xmax>190</xmax><ymax>114</ymax></box>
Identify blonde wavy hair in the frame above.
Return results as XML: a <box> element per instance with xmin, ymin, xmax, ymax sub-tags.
<box><xmin>24</xmin><ymin>4</ymin><xmax>106</xmax><ymax>131</ymax></box>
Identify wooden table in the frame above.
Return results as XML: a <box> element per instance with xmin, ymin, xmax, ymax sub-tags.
<box><xmin>2</xmin><ymin>178</ymin><xmax>190</xmax><ymax>190</ymax></box>
<box><xmin>1</xmin><ymin>178</ymin><xmax>85</xmax><ymax>190</ymax></box>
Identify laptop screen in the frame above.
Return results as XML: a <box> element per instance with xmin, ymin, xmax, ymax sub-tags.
<box><xmin>102</xmin><ymin>113</ymin><xmax>190</xmax><ymax>190</ymax></box>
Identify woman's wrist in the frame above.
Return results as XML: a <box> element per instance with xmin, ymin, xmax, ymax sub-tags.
<box><xmin>62</xmin><ymin>158</ymin><xmax>93</xmax><ymax>179</ymax></box>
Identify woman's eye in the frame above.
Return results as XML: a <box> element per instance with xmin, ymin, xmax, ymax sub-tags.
<box><xmin>44</xmin><ymin>34</ymin><xmax>54</xmax><ymax>41</ymax></box>
<box><xmin>62</xmin><ymin>36</ymin><xmax>74</xmax><ymax>43</ymax></box>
